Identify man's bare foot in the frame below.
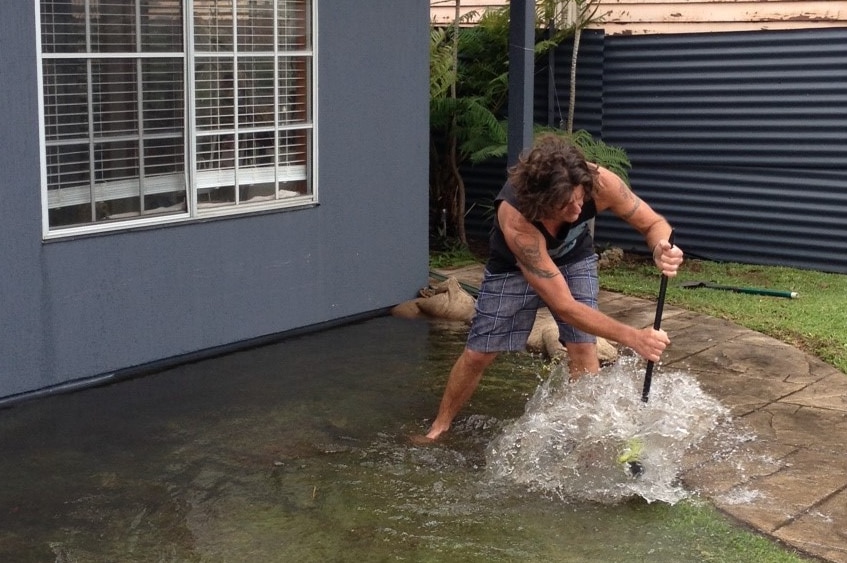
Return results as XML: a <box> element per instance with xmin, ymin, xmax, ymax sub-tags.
<box><xmin>409</xmin><ymin>425</ymin><xmax>449</xmax><ymax>445</ymax></box>
<box><xmin>409</xmin><ymin>433</ymin><xmax>438</xmax><ymax>446</ymax></box>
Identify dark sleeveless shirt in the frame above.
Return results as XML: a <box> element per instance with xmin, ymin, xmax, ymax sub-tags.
<box><xmin>486</xmin><ymin>182</ymin><xmax>597</xmax><ymax>274</ymax></box>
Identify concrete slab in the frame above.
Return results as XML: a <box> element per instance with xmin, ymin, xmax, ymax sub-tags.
<box><xmin>775</xmin><ymin>488</ymin><xmax>847</xmax><ymax>563</ymax></box>
<box><xmin>719</xmin><ymin>448</ymin><xmax>847</xmax><ymax>531</ymax></box>
<box><xmin>741</xmin><ymin>403</ymin><xmax>847</xmax><ymax>450</ymax></box>
<box><xmin>784</xmin><ymin>372</ymin><xmax>847</xmax><ymax>412</ymax></box>
<box><xmin>682</xmin><ymin>365</ymin><xmax>809</xmax><ymax>415</ymax></box>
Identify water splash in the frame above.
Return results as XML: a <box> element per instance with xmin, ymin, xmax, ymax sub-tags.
<box><xmin>485</xmin><ymin>356</ymin><xmax>730</xmax><ymax>505</ymax></box>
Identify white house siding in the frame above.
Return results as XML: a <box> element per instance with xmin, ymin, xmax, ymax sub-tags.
<box><xmin>430</xmin><ymin>0</ymin><xmax>847</xmax><ymax>34</ymax></box>
<box><xmin>429</xmin><ymin>1</ymin><xmax>504</xmax><ymax>25</ymax></box>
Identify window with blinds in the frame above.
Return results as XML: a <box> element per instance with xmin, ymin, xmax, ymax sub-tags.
<box><xmin>38</xmin><ymin>0</ymin><xmax>315</xmax><ymax>236</ymax></box>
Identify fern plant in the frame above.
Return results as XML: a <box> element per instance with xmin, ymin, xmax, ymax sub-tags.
<box><xmin>430</xmin><ymin>5</ymin><xmax>565</xmax><ymax>248</ymax></box>
<box><xmin>554</xmin><ymin>128</ymin><xmax>631</xmax><ymax>184</ymax></box>
<box><xmin>430</xmin><ymin>7</ymin><xmax>511</xmax><ymax>248</ymax></box>
<box><xmin>429</xmin><ymin>2</ymin><xmax>616</xmax><ymax>249</ymax></box>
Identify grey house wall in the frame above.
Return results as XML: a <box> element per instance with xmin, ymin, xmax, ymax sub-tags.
<box><xmin>0</xmin><ymin>1</ymin><xmax>430</xmax><ymax>403</ymax></box>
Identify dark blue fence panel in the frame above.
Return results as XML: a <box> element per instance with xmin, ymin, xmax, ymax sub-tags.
<box><xmin>596</xmin><ymin>28</ymin><xmax>847</xmax><ymax>273</ymax></box>
<box><xmin>462</xmin><ymin>27</ymin><xmax>847</xmax><ymax>272</ymax></box>
<box><xmin>534</xmin><ymin>28</ymin><xmax>605</xmax><ymax>133</ymax></box>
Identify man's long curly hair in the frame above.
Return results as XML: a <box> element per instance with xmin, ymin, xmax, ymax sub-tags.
<box><xmin>507</xmin><ymin>133</ymin><xmax>597</xmax><ymax>222</ymax></box>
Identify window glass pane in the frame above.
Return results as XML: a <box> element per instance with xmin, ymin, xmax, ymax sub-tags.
<box><xmin>96</xmin><ymin>139</ymin><xmax>139</xmax><ymax>179</ymax></box>
<box><xmin>43</xmin><ymin>59</ymin><xmax>89</xmax><ymax>141</ymax></box>
<box><xmin>46</xmin><ymin>143</ymin><xmax>91</xmax><ymax>219</ymax></box>
<box><xmin>280</xmin><ymin>179</ymin><xmax>307</xmax><ymax>197</ymax></box>
<box><xmin>193</xmin><ymin>1</ymin><xmax>314</xmax><ymax>210</ymax></box>
<box><xmin>235</xmin><ymin>140</ymin><xmax>305</xmax><ymax>206</ymax></box>
<box><xmin>49</xmin><ymin>203</ymin><xmax>92</xmax><ymax>228</ymax></box>
<box><xmin>40</xmin><ymin>1</ymin><xmax>183</xmax><ymax>54</ymax></box>
<box><xmin>142</xmin><ymin>59</ymin><xmax>184</xmax><ymax>134</ymax></box>
<box><xmin>197</xmin><ymin>134</ymin><xmax>230</xmax><ymax>170</ymax></box>
<box><xmin>194</xmin><ymin>1</ymin><xmax>234</xmax><ymax>52</ymax></box>
<box><xmin>90</xmin><ymin>1</ymin><xmax>137</xmax><ymax>53</ymax></box>
<box><xmin>141</xmin><ymin>0</ymin><xmax>183</xmax><ymax>51</ymax></box>
<box><xmin>144</xmin><ymin>137</ymin><xmax>184</xmax><ymax>178</ymax></box>
<box><xmin>239</xmin><ymin>130</ymin><xmax>275</xmax><ymax>170</ymax></box>
<box><xmin>196</xmin><ymin>133</ymin><xmax>235</xmax><ymax>176</ymax></box>
<box><xmin>95</xmin><ymin>139</ymin><xmax>140</xmax><ymax>211</ymax></box>
<box><xmin>143</xmin><ymin>193</ymin><xmax>185</xmax><ymax>215</ymax></box>
<box><xmin>143</xmin><ymin>137</ymin><xmax>186</xmax><ymax>214</ymax></box>
<box><xmin>279</xmin><ymin>128</ymin><xmax>308</xmax><ymax>167</ymax></box>
<box><xmin>239</xmin><ymin>57</ymin><xmax>275</xmax><ymax>129</ymax></box>
<box><xmin>101</xmin><ymin>195</ymin><xmax>142</xmax><ymax>219</ymax></box>
<box><xmin>40</xmin><ymin>0</ymin><xmax>87</xmax><ymax>54</ymax></box>
<box><xmin>280</xmin><ymin>0</ymin><xmax>310</xmax><ymax>50</ymax></box>
<box><xmin>195</xmin><ymin>58</ymin><xmax>235</xmax><ymax>130</ymax></box>
<box><xmin>237</xmin><ymin>0</ymin><xmax>274</xmax><ymax>52</ymax></box>
<box><xmin>197</xmin><ymin>184</ymin><xmax>236</xmax><ymax>208</ymax></box>
<box><xmin>92</xmin><ymin>59</ymin><xmax>139</xmax><ymax>137</ymax></box>
<box><xmin>278</xmin><ymin>56</ymin><xmax>310</xmax><ymax>124</ymax></box>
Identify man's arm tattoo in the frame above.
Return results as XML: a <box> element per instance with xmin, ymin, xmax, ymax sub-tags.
<box><xmin>618</xmin><ymin>179</ymin><xmax>641</xmax><ymax>220</ymax></box>
<box><xmin>513</xmin><ymin>233</ymin><xmax>559</xmax><ymax>279</ymax></box>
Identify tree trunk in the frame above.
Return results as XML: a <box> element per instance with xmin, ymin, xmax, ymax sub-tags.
<box><xmin>449</xmin><ymin>0</ymin><xmax>467</xmax><ymax>246</ymax></box>
<box><xmin>448</xmin><ymin>132</ymin><xmax>467</xmax><ymax>246</ymax></box>
<box><xmin>567</xmin><ymin>27</ymin><xmax>581</xmax><ymax>134</ymax></box>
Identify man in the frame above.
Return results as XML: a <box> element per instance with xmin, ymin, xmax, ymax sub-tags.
<box><xmin>422</xmin><ymin>133</ymin><xmax>684</xmax><ymax>442</ymax></box>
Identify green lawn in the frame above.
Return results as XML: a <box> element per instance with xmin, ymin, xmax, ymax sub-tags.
<box><xmin>597</xmin><ymin>251</ymin><xmax>847</xmax><ymax>375</ymax></box>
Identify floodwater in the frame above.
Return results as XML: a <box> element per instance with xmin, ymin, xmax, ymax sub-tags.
<box><xmin>0</xmin><ymin>316</ymin><xmax>802</xmax><ymax>562</ymax></box>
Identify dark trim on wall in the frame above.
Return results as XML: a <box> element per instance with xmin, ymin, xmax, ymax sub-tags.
<box><xmin>0</xmin><ymin>308</ymin><xmax>391</xmax><ymax>411</ymax></box>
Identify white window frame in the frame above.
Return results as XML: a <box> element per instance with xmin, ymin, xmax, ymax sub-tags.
<box><xmin>36</xmin><ymin>0</ymin><xmax>318</xmax><ymax>240</ymax></box>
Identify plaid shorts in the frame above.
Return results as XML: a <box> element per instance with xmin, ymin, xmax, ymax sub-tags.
<box><xmin>466</xmin><ymin>253</ymin><xmax>599</xmax><ymax>353</ymax></box>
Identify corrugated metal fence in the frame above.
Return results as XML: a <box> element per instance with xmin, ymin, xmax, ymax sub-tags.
<box><xmin>464</xmin><ymin>27</ymin><xmax>847</xmax><ymax>273</ymax></box>
<box><xmin>599</xmin><ymin>27</ymin><xmax>847</xmax><ymax>272</ymax></box>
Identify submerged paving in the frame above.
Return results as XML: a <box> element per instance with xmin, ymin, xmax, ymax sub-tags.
<box><xmin>437</xmin><ymin>264</ymin><xmax>847</xmax><ymax>563</ymax></box>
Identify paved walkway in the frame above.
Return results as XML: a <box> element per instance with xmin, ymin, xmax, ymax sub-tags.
<box><xmin>437</xmin><ymin>265</ymin><xmax>847</xmax><ymax>563</ymax></box>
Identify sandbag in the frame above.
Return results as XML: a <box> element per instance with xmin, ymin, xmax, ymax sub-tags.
<box><xmin>527</xmin><ymin>308</ymin><xmax>618</xmax><ymax>364</ymax></box>
<box><xmin>393</xmin><ymin>276</ymin><xmax>618</xmax><ymax>364</ymax></box>
<box><xmin>390</xmin><ymin>277</ymin><xmax>475</xmax><ymax>323</ymax></box>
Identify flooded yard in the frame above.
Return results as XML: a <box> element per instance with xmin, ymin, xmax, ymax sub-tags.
<box><xmin>0</xmin><ymin>316</ymin><xmax>810</xmax><ymax>562</ymax></box>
